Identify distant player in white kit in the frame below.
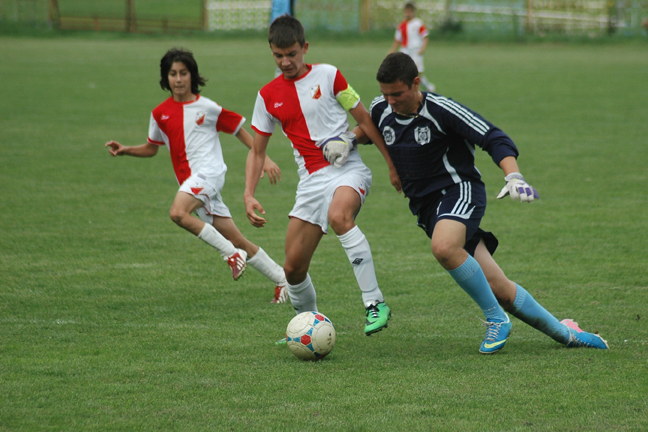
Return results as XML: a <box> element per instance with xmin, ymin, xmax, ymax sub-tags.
<box><xmin>244</xmin><ymin>16</ymin><xmax>402</xmax><ymax>335</ymax></box>
<box><xmin>105</xmin><ymin>48</ymin><xmax>289</xmax><ymax>304</ymax></box>
<box><xmin>389</xmin><ymin>2</ymin><xmax>435</xmax><ymax>92</ymax></box>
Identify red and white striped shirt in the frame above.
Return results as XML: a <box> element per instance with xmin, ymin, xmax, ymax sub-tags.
<box><xmin>251</xmin><ymin>63</ymin><xmax>359</xmax><ymax>175</ymax></box>
<box><xmin>147</xmin><ymin>95</ymin><xmax>244</xmax><ymax>185</ymax></box>
<box><xmin>395</xmin><ymin>17</ymin><xmax>428</xmax><ymax>51</ymax></box>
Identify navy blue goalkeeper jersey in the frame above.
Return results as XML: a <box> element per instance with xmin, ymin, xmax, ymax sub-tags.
<box><xmin>368</xmin><ymin>92</ymin><xmax>519</xmax><ymax>206</ymax></box>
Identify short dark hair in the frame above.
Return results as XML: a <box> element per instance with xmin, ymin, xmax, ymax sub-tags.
<box><xmin>159</xmin><ymin>48</ymin><xmax>207</xmax><ymax>94</ymax></box>
<box><xmin>268</xmin><ymin>15</ymin><xmax>305</xmax><ymax>48</ymax></box>
<box><xmin>405</xmin><ymin>2</ymin><xmax>416</xmax><ymax>11</ymax></box>
<box><xmin>376</xmin><ymin>52</ymin><xmax>419</xmax><ymax>88</ymax></box>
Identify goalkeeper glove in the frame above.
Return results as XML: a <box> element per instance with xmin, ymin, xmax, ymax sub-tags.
<box><xmin>496</xmin><ymin>172</ymin><xmax>539</xmax><ymax>203</ymax></box>
<box><xmin>321</xmin><ymin>132</ymin><xmax>357</xmax><ymax>168</ymax></box>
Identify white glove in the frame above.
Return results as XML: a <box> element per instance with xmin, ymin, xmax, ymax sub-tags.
<box><xmin>497</xmin><ymin>172</ymin><xmax>539</xmax><ymax>203</ymax></box>
<box><xmin>321</xmin><ymin>132</ymin><xmax>357</xmax><ymax>168</ymax></box>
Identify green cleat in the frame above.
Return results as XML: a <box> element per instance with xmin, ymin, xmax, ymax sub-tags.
<box><xmin>364</xmin><ymin>302</ymin><xmax>391</xmax><ymax>336</ymax></box>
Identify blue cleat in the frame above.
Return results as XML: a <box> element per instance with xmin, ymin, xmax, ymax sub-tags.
<box><xmin>479</xmin><ymin>314</ymin><xmax>512</xmax><ymax>354</ymax></box>
<box><xmin>561</xmin><ymin>319</ymin><xmax>609</xmax><ymax>349</ymax></box>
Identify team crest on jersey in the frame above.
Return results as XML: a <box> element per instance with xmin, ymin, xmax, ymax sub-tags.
<box><xmin>414</xmin><ymin>126</ymin><xmax>431</xmax><ymax>145</ymax></box>
<box><xmin>382</xmin><ymin>126</ymin><xmax>396</xmax><ymax>146</ymax></box>
<box><xmin>310</xmin><ymin>85</ymin><xmax>322</xmax><ymax>100</ymax></box>
<box><xmin>195</xmin><ymin>111</ymin><xmax>206</xmax><ymax>126</ymax></box>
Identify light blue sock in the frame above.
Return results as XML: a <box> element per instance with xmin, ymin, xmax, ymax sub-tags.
<box><xmin>510</xmin><ymin>284</ymin><xmax>570</xmax><ymax>344</ymax></box>
<box><xmin>447</xmin><ymin>255</ymin><xmax>507</xmax><ymax>322</ymax></box>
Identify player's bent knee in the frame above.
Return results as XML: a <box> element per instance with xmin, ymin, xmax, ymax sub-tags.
<box><xmin>328</xmin><ymin>213</ymin><xmax>354</xmax><ymax>235</ymax></box>
<box><xmin>284</xmin><ymin>263</ymin><xmax>308</xmax><ymax>285</ymax></box>
<box><xmin>169</xmin><ymin>208</ymin><xmax>190</xmax><ymax>228</ymax></box>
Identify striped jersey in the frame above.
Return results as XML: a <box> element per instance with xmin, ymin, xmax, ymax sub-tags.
<box><xmin>251</xmin><ymin>63</ymin><xmax>360</xmax><ymax>175</ymax></box>
<box><xmin>368</xmin><ymin>92</ymin><xmax>519</xmax><ymax>202</ymax></box>
<box><xmin>395</xmin><ymin>17</ymin><xmax>428</xmax><ymax>51</ymax></box>
<box><xmin>147</xmin><ymin>95</ymin><xmax>245</xmax><ymax>186</ymax></box>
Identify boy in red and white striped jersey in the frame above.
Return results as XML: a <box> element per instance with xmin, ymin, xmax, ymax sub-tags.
<box><xmin>245</xmin><ymin>16</ymin><xmax>402</xmax><ymax>335</ymax></box>
<box><xmin>105</xmin><ymin>48</ymin><xmax>289</xmax><ymax>304</ymax></box>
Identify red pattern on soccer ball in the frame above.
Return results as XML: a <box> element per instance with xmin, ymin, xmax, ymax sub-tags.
<box><xmin>300</xmin><ymin>334</ymin><xmax>311</xmax><ymax>345</ymax></box>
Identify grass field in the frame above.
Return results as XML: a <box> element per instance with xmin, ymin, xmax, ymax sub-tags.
<box><xmin>1</xmin><ymin>34</ymin><xmax>647</xmax><ymax>431</ymax></box>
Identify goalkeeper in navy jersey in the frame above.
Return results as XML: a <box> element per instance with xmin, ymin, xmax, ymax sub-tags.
<box><xmin>352</xmin><ymin>52</ymin><xmax>608</xmax><ymax>354</ymax></box>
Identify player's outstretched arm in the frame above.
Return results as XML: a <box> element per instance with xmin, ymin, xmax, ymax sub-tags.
<box><xmin>244</xmin><ymin>133</ymin><xmax>271</xmax><ymax>228</ymax></box>
<box><xmin>350</xmin><ymin>103</ymin><xmax>402</xmax><ymax>193</ymax></box>
<box><xmin>104</xmin><ymin>141</ymin><xmax>159</xmax><ymax>157</ymax></box>
<box><xmin>496</xmin><ymin>156</ymin><xmax>539</xmax><ymax>203</ymax></box>
<box><xmin>236</xmin><ymin>128</ymin><xmax>281</xmax><ymax>185</ymax></box>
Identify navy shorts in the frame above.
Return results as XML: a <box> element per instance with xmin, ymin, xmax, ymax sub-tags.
<box><xmin>413</xmin><ymin>181</ymin><xmax>498</xmax><ymax>256</ymax></box>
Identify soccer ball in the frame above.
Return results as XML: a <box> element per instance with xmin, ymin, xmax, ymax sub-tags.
<box><xmin>286</xmin><ymin>312</ymin><xmax>336</xmax><ymax>361</ymax></box>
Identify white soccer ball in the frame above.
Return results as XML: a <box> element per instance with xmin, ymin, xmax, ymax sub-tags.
<box><xmin>286</xmin><ymin>312</ymin><xmax>336</xmax><ymax>361</ymax></box>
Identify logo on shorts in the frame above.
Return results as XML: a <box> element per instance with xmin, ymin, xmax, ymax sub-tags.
<box><xmin>195</xmin><ymin>111</ymin><xmax>206</xmax><ymax>126</ymax></box>
<box><xmin>414</xmin><ymin>126</ymin><xmax>431</xmax><ymax>145</ymax></box>
<box><xmin>310</xmin><ymin>85</ymin><xmax>322</xmax><ymax>100</ymax></box>
<box><xmin>191</xmin><ymin>187</ymin><xmax>204</xmax><ymax>195</ymax></box>
<box><xmin>383</xmin><ymin>126</ymin><xmax>395</xmax><ymax>146</ymax></box>
<box><xmin>352</xmin><ymin>258</ymin><xmax>364</xmax><ymax>265</ymax></box>
<box><xmin>274</xmin><ymin>102</ymin><xmax>283</xmax><ymax>108</ymax></box>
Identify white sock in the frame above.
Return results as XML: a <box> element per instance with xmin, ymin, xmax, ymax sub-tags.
<box><xmin>338</xmin><ymin>226</ymin><xmax>384</xmax><ymax>307</ymax></box>
<box><xmin>247</xmin><ymin>247</ymin><xmax>286</xmax><ymax>285</ymax></box>
<box><xmin>287</xmin><ymin>274</ymin><xmax>318</xmax><ymax>314</ymax></box>
<box><xmin>197</xmin><ymin>223</ymin><xmax>236</xmax><ymax>258</ymax></box>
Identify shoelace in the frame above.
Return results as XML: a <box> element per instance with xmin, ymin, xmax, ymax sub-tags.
<box><xmin>366</xmin><ymin>306</ymin><xmax>379</xmax><ymax>319</ymax></box>
<box><xmin>482</xmin><ymin>320</ymin><xmax>503</xmax><ymax>342</ymax></box>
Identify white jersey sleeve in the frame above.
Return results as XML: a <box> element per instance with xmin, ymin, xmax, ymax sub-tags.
<box><xmin>147</xmin><ymin>113</ymin><xmax>165</xmax><ymax>145</ymax></box>
<box><xmin>251</xmin><ymin>92</ymin><xmax>277</xmax><ymax>136</ymax></box>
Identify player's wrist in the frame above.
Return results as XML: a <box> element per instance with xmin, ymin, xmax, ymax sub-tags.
<box><xmin>504</xmin><ymin>172</ymin><xmax>524</xmax><ymax>182</ymax></box>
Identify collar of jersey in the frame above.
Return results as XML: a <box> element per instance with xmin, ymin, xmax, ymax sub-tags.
<box><xmin>170</xmin><ymin>94</ymin><xmax>200</xmax><ymax>105</ymax></box>
<box><xmin>282</xmin><ymin>64</ymin><xmax>313</xmax><ymax>82</ymax></box>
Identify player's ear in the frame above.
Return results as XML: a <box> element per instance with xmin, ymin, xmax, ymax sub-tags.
<box><xmin>412</xmin><ymin>76</ymin><xmax>420</xmax><ymax>90</ymax></box>
<box><xmin>302</xmin><ymin>41</ymin><xmax>309</xmax><ymax>54</ymax></box>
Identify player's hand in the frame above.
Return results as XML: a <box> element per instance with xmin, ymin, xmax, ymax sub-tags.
<box><xmin>497</xmin><ymin>172</ymin><xmax>539</xmax><ymax>203</ymax></box>
<box><xmin>321</xmin><ymin>132</ymin><xmax>357</xmax><ymax>168</ymax></box>
<box><xmin>261</xmin><ymin>157</ymin><xmax>281</xmax><ymax>185</ymax></box>
<box><xmin>389</xmin><ymin>167</ymin><xmax>402</xmax><ymax>194</ymax></box>
<box><xmin>244</xmin><ymin>194</ymin><xmax>267</xmax><ymax>228</ymax></box>
<box><xmin>105</xmin><ymin>140</ymin><xmax>126</xmax><ymax>156</ymax></box>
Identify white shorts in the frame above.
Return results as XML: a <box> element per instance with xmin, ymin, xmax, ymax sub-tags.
<box><xmin>290</xmin><ymin>152</ymin><xmax>372</xmax><ymax>234</ymax></box>
<box><xmin>401</xmin><ymin>48</ymin><xmax>424</xmax><ymax>72</ymax></box>
<box><xmin>179</xmin><ymin>172</ymin><xmax>231</xmax><ymax>224</ymax></box>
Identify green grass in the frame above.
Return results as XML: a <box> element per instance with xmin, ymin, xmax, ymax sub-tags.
<box><xmin>57</xmin><ymin>0</ymin><xmax>204</xmax><ymax>19</ymax></box>
<box><xmin>1</xmin><ymin>35</ymin><xmax>647</xmax><ymax>431</ymax></box>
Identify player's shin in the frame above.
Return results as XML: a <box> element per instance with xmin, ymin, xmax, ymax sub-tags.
<box><xmin>197</xmin><ymin>223</ymin><xmax>237</xmax><ymax>258</ymax></box>
<box><xmin>509</xmin><ymin>284</ymin><xmax>570</xmax><ymax>344</ymax></box>
<box><xmin>247</xmin><ymin>247</ymin><xmax>286</xmax><ymax>285</ymax></box>
<box><xmin>448</xmin><ymin>255</ymin><xmax>507</xmax><ymax>322</ymax></box>
<box><xmin>287</xmin><ymin>274</ymin><xmax>318</xmax><ymax>314</ymax></box>
<box><xmin>338</xmin><ymin>226</ymin><xmax>384</xmax><ymax>306</ymax></box>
